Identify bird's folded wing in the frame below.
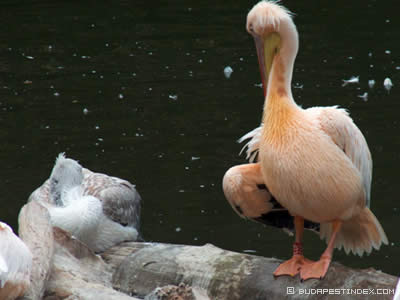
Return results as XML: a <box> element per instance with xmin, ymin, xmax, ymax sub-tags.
<box><xmin>82</xmin><ymin>170</ymin><xmax>141</xmax><ymax>229</ymax></box>
<box><xmin>312</xmin><ymin>106</ymin><xmax>372</xmax><ymax>207</ymax></box>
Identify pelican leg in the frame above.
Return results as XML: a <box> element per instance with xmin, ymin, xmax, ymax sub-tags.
<box><xmin>274</xmin><ymin>216</ymin><xmax>313</xmax><ymax>277</ymax></box>
<box><xmin>300</xmin><ymin>220</ymin><xmax>342</xmax><ymax>280</ymax></box>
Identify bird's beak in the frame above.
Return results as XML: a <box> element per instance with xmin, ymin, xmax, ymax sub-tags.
<box><xmin>254</xmin><ymin>33</ymin><xmax>281</xmax><ymax>98</ymax></box>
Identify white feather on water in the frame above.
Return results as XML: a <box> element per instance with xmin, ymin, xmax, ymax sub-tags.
<box><xmin>383</xmin><ymin>77</ymin><xmax>393</xmax><ymax>92</ymax></box>
<box><xmin>368</xmin><ymin>80</ymin><xmax>375</xmax><ymax>88</ymax></box>
<box><xmin>357</xmin><ymin>92</ymin><xmax>368</xmax><ymax>102</ymax></box>
<box><xmin>342</xmin><ymin>76</ymin><xmax>359</xmax><ymax>86</ymax></box>
<box><xmin>223</xmin><ymin>66</ymin><xmax>233</xmax><ymax>79</ymax></box>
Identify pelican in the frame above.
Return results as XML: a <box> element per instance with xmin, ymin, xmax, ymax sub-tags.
<box><xmin>0</xmin><ymin>222</ymin><xmax>32</xmax><ymax>300</ymax></box>
<box><xmin>223</xmin><ymin>1</ymin><xmax>388</xmax><ymax>280</ymax></box>
<box><xmin>31</xmin><ymin>153</ymin><xmax>141</xmax><ymax>253</ymax></box>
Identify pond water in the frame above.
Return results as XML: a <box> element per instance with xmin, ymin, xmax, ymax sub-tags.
<box><xmin>0</xmin><ymin>0</ymin><xmax>398</xmax><ymax>276</ymax></box>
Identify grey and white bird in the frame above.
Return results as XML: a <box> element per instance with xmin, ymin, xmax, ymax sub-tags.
<box><xmin>29</xmin><ymin>153</ymin><xmax>141</xmax><ymax>252</ymax></box>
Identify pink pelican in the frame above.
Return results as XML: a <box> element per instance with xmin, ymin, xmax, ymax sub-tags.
<box><xmin>223</xmin><ymin>1</ymin><xmax>388</xmax><ymax>280</ymax></box>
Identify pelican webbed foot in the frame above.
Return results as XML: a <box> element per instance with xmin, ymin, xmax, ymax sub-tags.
<box><xmin>273</xmin><ymin>253</ymin><xmax>314</xmax><ymax>277</ymax></box>
<box><xmin>299</xmin><ymin>255</ymin><xmax>331</xmax><ymax>280</ymax></box>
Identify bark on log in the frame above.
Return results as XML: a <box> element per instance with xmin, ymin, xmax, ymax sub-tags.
<box><xmin>18</xmin><ymin>201</ymin><xmax>55</xmax><ymax>300</ymax></box>
<box><xmin>105</xmin><ymin>242</ymin><xmax>398</xmax><ymax>300</ymax></box>
<box><xmin>43</xmin><ymin>227</ymin><xmax>140</xmax><ymax>300</ymax></box>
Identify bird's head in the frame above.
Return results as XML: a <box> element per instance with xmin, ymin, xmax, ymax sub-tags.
<box><xmin>246</xmin><ymin>1</ymin><xmax>298</xmax><ymax>98</ymax></box>
<box><xmin>49</xmin><ymin>153</ymin><xmax>84</xmax><ymax>205</ymax></box>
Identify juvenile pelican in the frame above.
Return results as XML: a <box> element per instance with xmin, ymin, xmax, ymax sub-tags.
<box><xmin>30</xmin><ymin>153</ymin><xmax>141</xmax><ymax>253</ymax></box>
<box><xmin>0</xmin><ymin>222</ymin><xmax>32</xmax><ymax>300</ymax></box>
<box><xmin>223</xmin><ymin>1</ymin><xmax>388</xmax><ymax>280</ymax></box>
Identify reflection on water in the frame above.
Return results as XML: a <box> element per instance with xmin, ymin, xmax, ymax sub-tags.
<box><xmin>0</xmin><ymin>1</ymin><xmax>398</xmax><ymax>275</ymax></box>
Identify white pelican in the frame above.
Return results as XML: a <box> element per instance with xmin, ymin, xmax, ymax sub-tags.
<box><xmin>223</xmin><ymin>1</ymin><xmax>388</xmax><ymax>280</ymax></box>
<box><xmin>0</xmin><ymin>222</ymin><xmax>32</xmax><ymax>300</ymax></box>
<box><xmin>30</xmin><ymin>153</ymin><xmax>141</xmax><ymax>253</ymax></box>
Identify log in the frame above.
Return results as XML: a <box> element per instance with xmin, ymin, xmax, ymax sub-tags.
<box><xmin>105</xmin><ymin>242</ymin><xmax>398</xmax><ymax>300</ymax></box>
<box><xmin>17</xmin><ymin>200</ymin><xmax>398</xmax><ymax>300</ymax></box>
<box><xmin>43</xmin><ymin>227</ymin><xmax>140</xmax><ymax>300</ymax></box>
<box><xmin>18</xmin><ymin>200</ymin><xmax>55</xmax><ymax>300</ymax></box>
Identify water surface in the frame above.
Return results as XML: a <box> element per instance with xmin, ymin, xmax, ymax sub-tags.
<box><xmin>0</xmin><ymin>0</ymin><xmax>398</xmax><ymax>276</ymax></box>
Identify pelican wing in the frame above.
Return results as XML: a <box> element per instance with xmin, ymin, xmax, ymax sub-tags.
<box><xmin>311</xmin><ymin>106</ymin><xmax>372</xmax><ymax>207</ymax></box>
<box><xmin>236</xmin><ymin>126</ymin><xmax>320</xmax><ymax>234</ymax></box>
<box><xmin>82</xmin><ymin>169</ymin><xmax>142</xmax><ymax>229</ymax></box>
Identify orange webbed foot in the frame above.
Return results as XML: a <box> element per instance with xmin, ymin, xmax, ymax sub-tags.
<box><xmin>299</xmin><ymin>256</ymin><xmax>331</xmax><ymax>281</ymax></box>
<box><xmin>273</xmin><ymin>254</ymin><xmax>314</xmax><ymax>277</ymax></box>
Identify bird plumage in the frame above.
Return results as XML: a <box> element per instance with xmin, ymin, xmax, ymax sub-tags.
<box><xmin>223</xmin><ymin>0</ymin><xmax>388</xmax><ymax>280</ymax></box>
<box><xmin>30</xmin><ymin>153</ymin><xmax>141</xmax><ymax>252</ymax></box>
<box><xmin>0</xmin><ymin>222</ymin><xmax>32</xmax><ymax>300</ymax></box>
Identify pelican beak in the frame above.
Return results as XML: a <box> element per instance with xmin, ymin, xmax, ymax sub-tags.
<box><xmin>254</xmin><ymin>33</ymin><xmax>281</xmax><ymax>98</ymax></box>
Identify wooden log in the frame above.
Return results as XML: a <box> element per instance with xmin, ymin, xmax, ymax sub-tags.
<box><xmin>17</xmin><ymin>200</ymin><xmax>398</xmax><ymax>299</ymax></box>
<box><xmin>18</xmin><ymin>200</ymin><xmax>55</xmax><ymax>300</ymax></box>
<box><xmin>43</xmin><ymin>227</ymin><xmax>141</xmax><ymax>300</ymax></box>
<box><xmin>105</xmin><ymin>242</ymin><xmax>398</xmax><ymax>300</ymax></box>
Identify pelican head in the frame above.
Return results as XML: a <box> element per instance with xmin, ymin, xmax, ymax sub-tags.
<box><xmin>49</xmin><ymin>153</ymin><xmax>84</xmax><ymax>206</ymax></box>
<box><xmin>246</xmin><ymin>1</ymin><xmax>298</xmax><ymax>99</ymax></box>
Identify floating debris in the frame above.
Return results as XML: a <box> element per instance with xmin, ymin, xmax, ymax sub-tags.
<box><xmin>224</xmin><ymin>66</ymin><xmax>233</xmax><ymax>79</ymax></box>
<box><xmin>191</xmin><ymin>156</ymin><xmax>200</xmax><ymax>161</ymax></box>
<box><xmin>168</xmin><ymin>94</ymin><xmax>178</xmax><ymax>101</ymax></box>
<box><xmin>293</xmin><ymin>82</ymin><xmax>303</xmax><ymax>89</ymax></box>
<box><xmin>175</xmin><ymin>227</ymin><xmax>182</xmax><ymax>232</ymax></box>
<box><xmin>24</xmin><ymin>80</ymin><xmax>32</xmax><ymax>85</ymax></box>
<box><xmin>368</xmin><ymin>80</ymin><xmax>375</xmax><ymax>88</ymax></box>
<box><xmin>383</xmin><ymin>77</ymin><xmax>393</xmax><ymax>92</ymax></box>
<box><xmin>357</xmin><ymin>92</ymin><xmax>368</xmax><ymax>102</ymax></box>
<box><xmin>83</xmin><ymin>108</ymin><xmax>89</xmax><ymax>115</ymax></box>
<box><xmin>342</xmin><ymin>76</ymin><xmax>359</xmax><ymax>87</ymax></box>
<box><xmin>385</xmin><ymin>50</ymin><xmax>391</xmax><ymax>54</ymax></box>
<box><xmin>118</xmin><ymin>93</ymin><xmax>124</xmax><ymax>99</ymax></box>
<box><xmin>243</xmin><ymin>249</ymin><xmax>257</xmax><ymax>254</ymax></box>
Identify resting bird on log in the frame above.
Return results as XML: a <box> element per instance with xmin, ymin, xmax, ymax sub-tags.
<box><xmin>29</xmin><ymin>153</ymin><xmax>141</xmax><ymax>253</ymax></box>
<box><xmin>0</xmin><ymin>222</ymin><xmax>32</xmax><ymax>300</ymax></box>
<box><xmin>223</xmin><ymin>1</ymin><xmax>388</xmax><ymax>281</ymax></box>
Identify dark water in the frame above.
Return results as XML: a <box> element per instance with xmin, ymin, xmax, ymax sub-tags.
<box><xmin>0</xmin><ymin>0</ymin><xmax>398</xmax><ymax>276</ymax></box>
